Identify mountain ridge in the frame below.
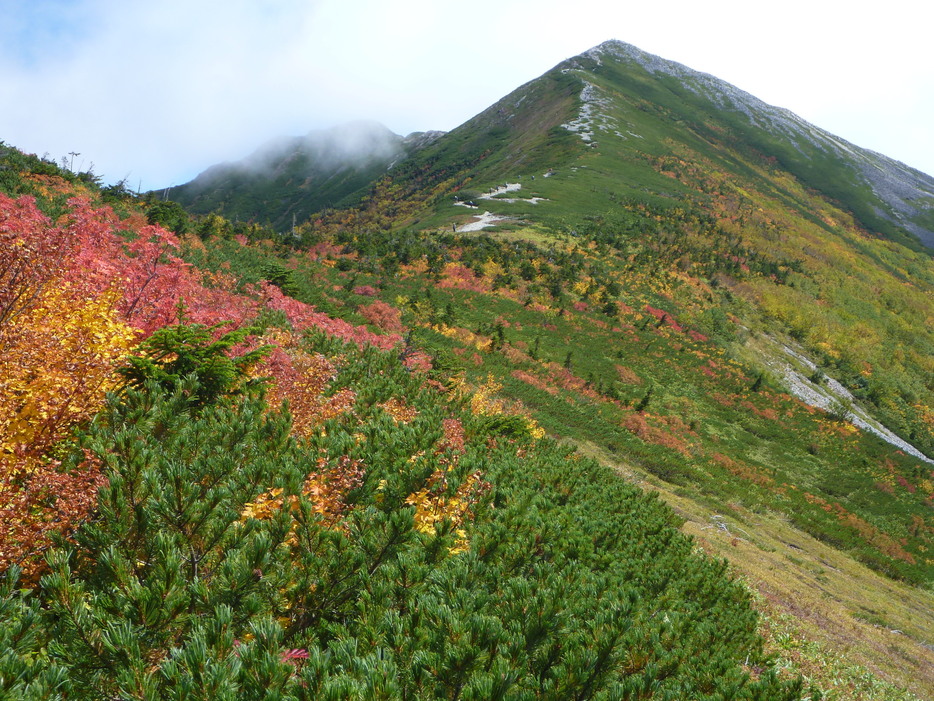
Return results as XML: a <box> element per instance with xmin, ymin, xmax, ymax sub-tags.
<box><xmin>168</xmin><ymin>39</ymin><xmax>934</xmax><ymax>251</ymax></box>
<box><xmin>574</xmin><ymin>39</ymin><xmax>934</xmax><ymax>248</ymax></box>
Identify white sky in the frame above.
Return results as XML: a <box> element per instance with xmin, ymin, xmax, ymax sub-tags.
<box><xmin>2</xmin><ymin>0</ymin><xmax>931</xmax><ymax>191</ymax></box>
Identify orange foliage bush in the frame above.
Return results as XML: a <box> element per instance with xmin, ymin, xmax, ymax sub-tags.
<box><xmin>511</xmin><ymin>369</ymin><xmax>559</xmax><ymax>396</ymax></box>
<box><xmin>257</xmin><ymin>331</ymin><xmax>356</xmax><ymax>439</ymax></box>
<box><xmin>0</xmin><ymin>287</ymin><xmax>135</xmax><ymax>479</ymax></box>
<box><xmin>242</xmin><ymin>455</ymin><xmax>366</xmax><ymax>536</ymax></box>
<box><xmin>378</xmin><ymin>397</ymin><xmax>419</xmax><ymax>423</ymax></box>
<box><xmin>358</xmin><ymin>299</ymin><xmax>405</xmax><ymax>335</ymax></box>
<box><xmin>439</xmin><ymin>418</ymin><xmax>466</xmax><ymax>454</ymax></box>
<box><xmin>615</xmin><ymin>364</ymin><xmax>642</xmax><ymax>385</ymax></box>
<box><xmin>0</xmin><ymin>195</ymin><xmax>137</xmax><ymax>576</ymax></box>
<box><xmin>621</xmin><ymin>412</ymin><xmax>692</xmax><ymax>456</ymax></box>
<box><xmin>405</xmin><ymin>469</ymin><xmax>491</xmax><ymax>554</ymax></box>
<box><xmin>401</xmin><ymin>349</ymin><xmax>433</xmax><ymax>373</ymax></box>
<box><xmin>711</xmin><ymin>453</ymin><xmax>773</xmax><ymax>487</ymax></box>
<box><xmin>0</xmin><ymin>452</ymin><xmax>105</xmax><ymax>581</ymax></box>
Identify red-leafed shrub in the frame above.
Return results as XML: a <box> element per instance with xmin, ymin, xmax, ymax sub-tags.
<box><xmin>256</xmin><ymin>330</ymin><xmax>356</xmax><ymax>439</ymax></box>
<box><xmin>358</xmin><ymin>299</ymin><xmax>405</xmax><ymax>335</ymax></box>
<box><xmin>263</xmin><ymin>283</ymin><xmax>401</xmax><ymax>350</ymax></box>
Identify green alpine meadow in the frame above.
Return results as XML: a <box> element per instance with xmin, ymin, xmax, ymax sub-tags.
<box><xmin>1</xmin><ymin>40</ymin><xmax>932</xmax><ymax>699</ymax></box>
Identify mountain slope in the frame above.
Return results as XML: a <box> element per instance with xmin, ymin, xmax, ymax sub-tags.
<box><xmin>164</xmin><ymin>121</ymin><xmax>443</xmax><ymax>229</ymax></box>
<box><xmin>572</xmin><ymin>40</ymin><xmax>934</xmax><ymax>250</ymax></box>
<box><xmin>11</xmin><ymin>36</ymin><xmax>928</xmax><ymax>697</ymax></box>
<box><xmin>0</xmin><ymin>144</ymin><xmax>817</xmax><ymax>700</ymax></box>
<box><xmin>288</xmin><ymin>40</ymin><xmax>933</xmax><ymax>467</ymax></box>
<box><xmin>246</xmin><ymin>40</ymin><xmax>934</xmax><ymax>697</ymax></box>
<box><xmin>2</xmin><ymin>28</ymin><xmax>933</xmax><ymax>693</ymax></box>
<box><xmin>167</xmin><ymin>40</ymin><xmax>934</xmax><ymax>252</ymax></box>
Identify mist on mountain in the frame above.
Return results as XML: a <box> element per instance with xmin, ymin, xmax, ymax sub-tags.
<box><xmin>163</xmin><ymin>121</ymin><xmax>442</xmax><ymax>228</ymax></box>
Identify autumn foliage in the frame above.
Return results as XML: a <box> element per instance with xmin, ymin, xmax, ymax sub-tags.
<box><xmin>0</xmin><ymin>148</ymin><xmax>824</xmax><ymax>699</ymax></box>
<box><xmin>241</xmin><ymin>455</ymin><xmax>367</xmax><ymax>534</ymax></box>
<box><xmin>257</xmin><ymin>330</ymin><xmax>357</xmax><ymax>438</ymax></box>
<box><xmin>358</xmin><ymin>299</ymin><xmax>405</xmax><ymax>335</ymax></box>
<box><xmin>0</xmin><ymin>196</ymin><xmax>137</xmax><ymax>576</ymax></box>
<box><xmin>0</xmin><ymin>193</ymin><xmax>401</xmax><ymax>576</ymax></box>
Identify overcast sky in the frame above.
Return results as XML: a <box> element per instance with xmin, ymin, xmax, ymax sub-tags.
<box><xmin>2</xmin><ymin>0</ymin><xmax>932</xmax><ymax>191</ymax></box>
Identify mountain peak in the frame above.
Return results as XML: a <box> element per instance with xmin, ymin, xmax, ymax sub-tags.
<box><xmin>559</xmin><ymin>39</ymin><xmax>934</xmax><ymax>248</ymax></box>
<box><xmin>584</xmin><ymin>39</ymin><xmax>692</xmax><ymax>72</ymax></box>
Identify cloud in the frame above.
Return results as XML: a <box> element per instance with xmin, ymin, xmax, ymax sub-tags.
<box><xmin>2</xmin><ymin>0</ymin><xmax>932</xmax><ymax>190</ymax></box>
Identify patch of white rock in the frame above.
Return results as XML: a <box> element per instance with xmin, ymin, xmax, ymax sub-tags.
<box><xmin>452</xmin><ymin>182</ymin><xmax>547</xmax><ymax>232</ymax></box>
<box><xmin>758</xmin><ymin>335</ymin><xmax>933</xmax><ymax>464</ymax></box>
<box><xmin>559</xmin><ymin>72</ymin><xmax>643</xmax><ymax>144</ymax></box>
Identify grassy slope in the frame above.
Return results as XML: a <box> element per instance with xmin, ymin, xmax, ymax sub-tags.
<box><xmin>183</xmin><ymin>217</ymin><xmax>934</xmax><ymax>698</ymax></box>
<box><xmin>58</xmin><ymin>46</ymin><xmax>932</xmax><ymax>697</ymax></box>
<box><xmin>204</xmin><ymin>57</ymin><xmax>934</xmax><ymax>691</ymax></box>
<box><xmin>413</xmin><ymin>50</ymin><xmax>934</xmax><ymax>467</ymax></box>
<box><xmin>582</xmin><ymin>440</ymin><xmax>934</xmax><ymax>699</ymax></box>
<box><xmin>0</xmin><ymin>148</ymin><xmax>822</xmax><ymax>699</ymax></box>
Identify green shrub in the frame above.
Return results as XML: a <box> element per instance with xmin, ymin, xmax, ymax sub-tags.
<box><xmin>118</xmin><ymin>322</ymin><xmax>271</xmax><ymax>406</ymax></box>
